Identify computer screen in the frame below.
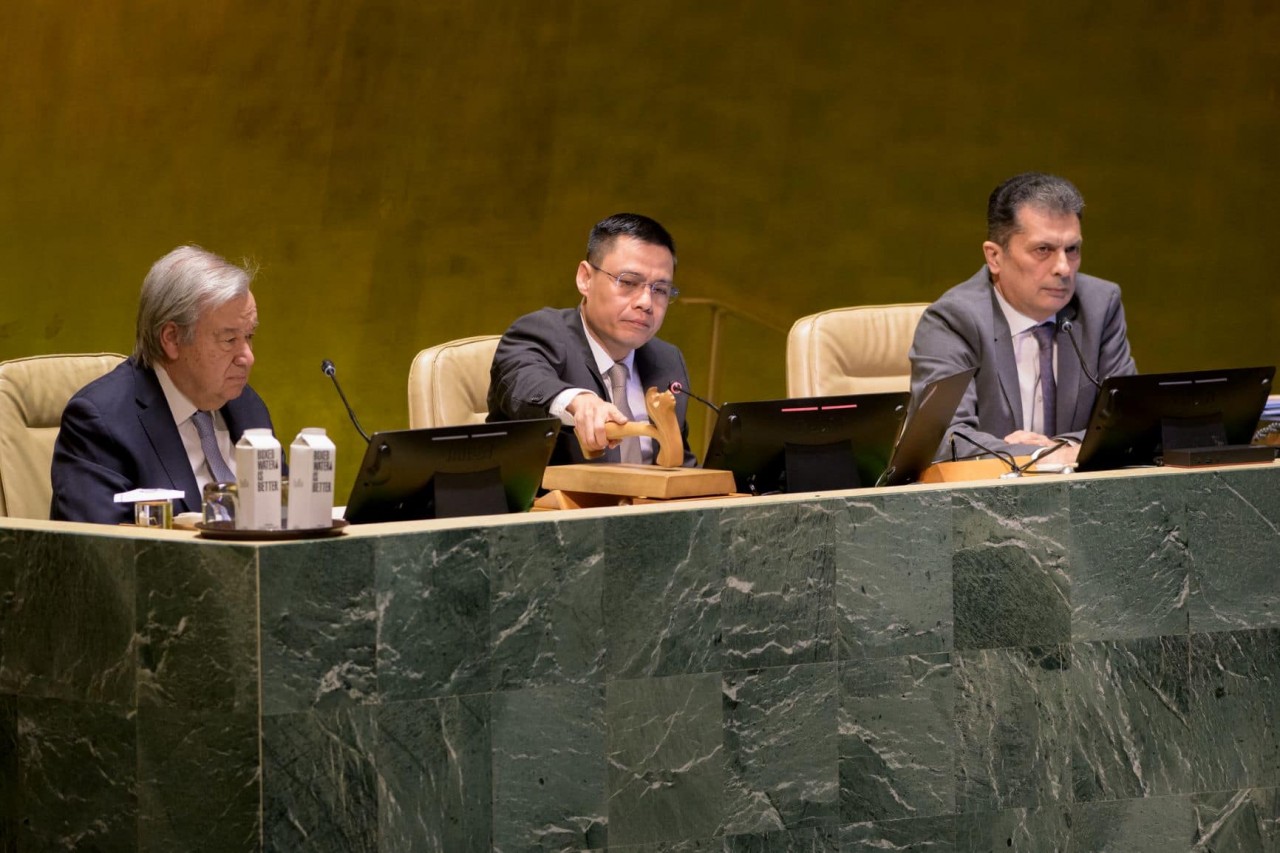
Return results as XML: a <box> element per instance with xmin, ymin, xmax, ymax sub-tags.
<box><xmin>880</xmin><ymin>368</ymin><xmax>977</xmax><ymax>486</ymax></box>
<box><xmin>703</xmin><ymin>392</ymin><xmax>909</xmax><ymax>495</ymax></box>
<box><xmin>1075</xmin><ymin>366</ymin><xmax>1274</xmax><ymax>472</ymax></box>
<box><xmin>343</xmin><ymin>418</ymin><xmax>561</xmax><ymax>523</ymax></box>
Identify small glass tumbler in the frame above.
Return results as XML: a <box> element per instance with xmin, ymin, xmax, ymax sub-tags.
<box><xmin>202</xmin><ymin>481</ymin><xmax>239</xmax><ymax>526</ymax></box>
<box><xmin>134</xmin><ymin>499</ymin><xmax>173</xmax><ymax>529</ymax></box>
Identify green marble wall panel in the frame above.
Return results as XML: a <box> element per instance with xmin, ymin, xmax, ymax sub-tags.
<box><xmin>608</xmin><ymin>672</ymin><xmax>725</xmax><ymax>846</ymax></box>
<box><xmin>260</xmin><ymin>537</ymin><xmax>377</xmax><ymax>715</ymax></box>
<box><xmin>1187</xmin><ymin>469</ymin><xmax>1280</xmax><ymax>633</ymax></box>
<box><xmin>724</xmin><ymin>826</ymin><xmax>839</xmax><ymax>851</ymax></box>
<box><xmin>137</xmin><ymin>705</ymin><xmax>260</xmax><ymax>852</ymax></box>
<box><xmin>840</xmin><ymin>653</ymin><xmax>953</xmax><ymax>823</ymax></box>
<box><xmin>375</xmin><ymin>694</ymin><xmax>491</xmax><ymax>852</ymax></box>
<box><xmin>4</xmin><ymin>464</ymin><xmax>1280</xmax><ymax>851</ymax></box>
<box><xmin>136</xmin><ymin>540</ymin><xmax>259</xmax><ymax>712</ymax></box>
<box><xmin>489</xmin><ymin>516</ymin><xmax>605</xmax><ymax>692</ymax></box>
<box><xmin>375</xmin><ymin>529</ymin><xmax>491</xmax><ymax>702</ymax></box>
<box><xmin>837</xmin><ymin>491</ymin><xmax>953</xmax><ymax>662</ymax></box>
<box><xmin>951</xmin><ymin>484</ymin><xmax>1071</xmax><ymax>652</ymax></box>
<box><xmin>0</xmin><ymin>694</ymin><xmax>15</xmax><ymax>851</ymax></box>
<box><xmin>1068</xmin><ymin>478</ymin><xmax>1190</xmax><ymax>642</ymax></box>
<box><xmin>1068</xmin><ymin>795</ymin><xmax>1195</xmax><ymax>852</ymax></box>
<box><xmin>1191</xmin><ymin>787</ymin><xmax>1280</xmax><ymax>851</ymax></box>
<box><xmin>0</xmin><ymin>531</ymin><xmax>135</xmax><ymax>705</ymax></box>
<box><xmin>15</xmin><ymin>694</ymin><xmax>136</xmax><ymax>851</ymax></box>
<box><xmin>261</xmin><ymin>705</ymin><xmax>378</xmax><ymax>853</ymax></box>
<box><xmin>491</xmin><ymin>683</ymin><xmax>607</xmax><ymax>850</ymax></box>
<box><xmin>604</xmin><ymin>510</ymin><xmax>721</xmax><ymax>680</ymax></box>
<box><xmin>953</xmin><ymin>646</ymin><xmax>1071</xmax><ymax>814</ymax></box>
<box><xmin>719</xmin><ymin>503</ymin><xmax>837</xmax><ymax>671</ymax></box>
<box><xmin>1068</xmin><ymin>636</ymin><xmax>1195</xmax><ymax>802</ymax></box>
<box><xmin>841</xmin><ymin>814</ymin><xmax>957</xmax><ymax>851</ymax></box>
<box><xmin>0</xmin><ymin>530</ymin><xmax>11</xmax><ymax>689</ymax></box>
<box><xmin>722</xmin><ymin>663</ymin><xmax>838</xmax><ymax>835</ymax></box>
<box><xmin>954</xmin><ymin>804</ymin><xmax>1072</xmax><ymax>851</ymax></box>
<box><xmin>1188</xmin><ymin>628</ymin><xmax>1280</xmax><ymax>793</ymax></box>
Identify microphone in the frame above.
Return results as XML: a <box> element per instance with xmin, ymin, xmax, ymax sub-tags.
<box><xmin>668</xmin><ymin>381</ymin><xmax>720</xmax><ymax>413</ymax></box>
<box><xmin>1057</xmin><ymin>305</ymin><xmax>1102</xmax><ymax>389</ymax></box>
<box><xmin>321</xmin><ymin>359</ymin><xmax>371</xmax><ymax>443</ymax></box>
<box><xmin>949</xmin><ymin>429</ymin><xmax>1021</xmax><ymax>476</ymax></box>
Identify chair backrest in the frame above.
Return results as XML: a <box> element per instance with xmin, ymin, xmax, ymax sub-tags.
<box><xmin>407</xmin><ymin>335</ymin><xmax>501</xmax><ymax>429</ymax></box>
<box><xmin>786</xmin><ymin>303</ymin><xmax>929</xmax><ymax>398</ymax></box>
<box><xmin>0</xmin><ymin>352</ymin><xmax>126</xmax><ymax>518</ymax></box>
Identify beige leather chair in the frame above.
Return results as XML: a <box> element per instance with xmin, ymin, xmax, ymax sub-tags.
<box><xmin>786</xmin><ymin>303</ymin><xmax>929</xmax><ymax>397</ymax></box>
<box><xmin>407</xmin><ymin>335</ymin><xmax>501</xmax><ymax>428</ymax></box>
<box><xmin>0</xmin><ymin>352</ymin><xmax>126</xmax><ymax>518</ymax></box>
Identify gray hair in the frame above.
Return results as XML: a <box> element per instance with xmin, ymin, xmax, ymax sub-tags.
<box><xmin>133</xmin><ymin>245</ymin><xmax>255</xmax><ymax>367</ymax></box>
<box><xmin>986</xmin><ymin>172</ymin><xmax>1085</xmax><ymax>248</ymax></box>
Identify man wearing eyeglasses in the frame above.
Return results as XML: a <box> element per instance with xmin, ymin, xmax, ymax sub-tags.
<box><xmin>51</xmin><ymin>245</ymin><xmax>277</xmax><ymax>524</ymax></box>
<box><xmin>488</xmin><ymin>212</ymin><xmax>697</xmax><ymax>466</ymax></box>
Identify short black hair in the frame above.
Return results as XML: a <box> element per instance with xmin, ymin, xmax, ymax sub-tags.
<box><xmin>586</xmin><ymin>213</ymin><xmax>677</xmax><ymax>266</ymax></box>
<box><xmin>987</xmin><ymin>172</ymin><xmax>1084</xmax><ymax>248</ymax></box>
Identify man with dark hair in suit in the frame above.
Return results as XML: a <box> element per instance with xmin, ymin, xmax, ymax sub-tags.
<box><xmin>51</xmin><ymin>245</ymin><xmax>276</xmax><ymax>524</ymax></box>
<box><xmin>488</xmin><ymin>212</ymin><xmax>696</xmax><ymax>466</ymax></box>
<box><xmin>909</xmin><ymin>172</ymin><xmax>1137</xmax><ymax>464</ymax></box>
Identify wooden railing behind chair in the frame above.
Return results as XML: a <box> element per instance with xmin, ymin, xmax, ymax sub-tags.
<box><xmin>679</xmin><ymin>297</ymin><xmax>792</xmax><ymax>454</ymax></box>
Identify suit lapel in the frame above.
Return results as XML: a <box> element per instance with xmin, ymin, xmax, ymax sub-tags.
<box><xmin>134</xmin><ymin>364</ymin><xmax>201</xmax><ymax>512</ymax></box>
<box><xmin>565</xmin><ymin>309</ymin><xmax>618</xmax><ymax>461</ymax></box>
<box><xmin>566</xmin><ymin>309</ymin><xmax>609</xmax><ymax>398</ymax></box>
<box><xmin>987</xmin><ymin>288</ymin><xmax>1025</xmax><ymax>430</ymax></box>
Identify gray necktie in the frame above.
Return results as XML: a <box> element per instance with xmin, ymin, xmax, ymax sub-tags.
<box><xmin>191</xmin><ymin>410</ymin><xmax>235</xmax><ymax>483</ymax></box>
<box><xmin>1031</xmin><ymin>322</ymin><xmax>1058</xmax><ymax>434</ymax></box>
<box><xmin>606</xmin><ymin>362</ymin><xmax>643</xmax><ymax>464</ymax></box>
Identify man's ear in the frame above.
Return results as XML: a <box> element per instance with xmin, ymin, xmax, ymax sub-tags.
<box><xmin>982</xmin><ymin>241</ymin><xmax>1003</xmax><ymax>276</ymax></box>
<box><xmin>159</xmin><ymin>322</ymin><xmax>182</xmax><ymax>361</ymax></box>
<box><xmin>575</xmin><ymin>261</ymin><xmax>593</xmax><ymax>300</ymax></box>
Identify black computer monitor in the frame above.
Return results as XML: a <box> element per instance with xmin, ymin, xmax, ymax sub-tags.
<box><xmin>880</xmin><ymin>368</ymin><xmax>977</xmax><ymax>486</ymax></box>
<box><xmin>1075</xmin><ymin>366</ymin><xmax>1275</xmax><ymax>472</ymax></box>
<box><xmin>702</xmin><ymin>392</ymin><xmax>909</xmax><ymax>495</ymax></box>
<box><xmin>343</xmin><ymin>418</ymin><xmax>561</xmax><ymax>524</ymax></box>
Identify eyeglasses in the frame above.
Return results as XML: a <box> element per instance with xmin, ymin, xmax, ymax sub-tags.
<box><xmin>588</xmin><ymin>262</ymin><xmax>679</xmax><ymax>304</ymax></box>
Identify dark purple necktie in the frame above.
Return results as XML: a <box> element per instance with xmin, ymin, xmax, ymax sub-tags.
<box><xmin>1031</xmin><ymin>322</ymin><xmax>1057</xmax><ymax>434</ymax></box>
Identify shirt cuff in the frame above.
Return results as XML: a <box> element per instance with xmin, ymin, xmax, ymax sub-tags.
<box><xmin>550</xmin><ymin>387</ymin><xmax>593</xmax><ymax>426</ymax></box>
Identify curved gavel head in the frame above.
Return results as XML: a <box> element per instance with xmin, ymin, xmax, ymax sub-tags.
<box><xmin>575</xmin><ymin>387</ymin><xmax>684</xmax><ymax>468</ymax></box>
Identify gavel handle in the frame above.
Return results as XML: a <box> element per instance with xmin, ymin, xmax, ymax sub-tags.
<box><xmin>575</xmin><ymin>387</ymin><xmax>684</xmax><ymax>467</ymax></box>
<box><xmin>579</xmin><ymin>422</ymin><xmax>658</xmax><ymax>460</ymax></box>
<box><xmin>604</xmin><ymin>422</ymin><xmax>657</xmax><ymax>441</ymax></box>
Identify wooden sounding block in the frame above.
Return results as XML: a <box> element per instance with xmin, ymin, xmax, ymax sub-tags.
<box><xmin>541</xmin><ymin>464</ymin><xmax>736</xmax><ymax>500</ymax></box>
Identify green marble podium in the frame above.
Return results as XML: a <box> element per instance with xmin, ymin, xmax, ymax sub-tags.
<box><xmin>2</xmin><ymin>463</ymin><xmax>1278</xmax><ymax>851</ymax></box>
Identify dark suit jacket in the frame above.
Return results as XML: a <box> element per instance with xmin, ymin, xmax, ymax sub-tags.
<box><xmin>487</xmin><ymin>307</ymin><xmax>696</xmax><ymax>466</ymax></box>
<box><xmin>908</xmin><ymin>267</ymin><xmax>1137</xmax><ymax>460</ymax></box>
<box><xmin>50</xmin><ymin>357</ymin><xmax>276</xmax><ymax>524</ymax></box>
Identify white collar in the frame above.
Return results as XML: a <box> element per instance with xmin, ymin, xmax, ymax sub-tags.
<box><xmin>154</xmin><ymin>363</ymin><xmax>200</xmax><ymax>422</ymax></box>
<box><xmin>992</xmin><ymin>283</ymin><xmax>1055</xmax><ymax>337</ymax></box>
<box><xmin>578</xmin><ymin>310</ymin><xmax>636</xmax><ymax>376</ymax></box>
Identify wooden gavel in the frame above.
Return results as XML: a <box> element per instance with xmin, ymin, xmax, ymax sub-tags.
<box><xmin>576</xmin><ymin>387</ymin><xmax>684</xmax><ymax>468</ymax></box>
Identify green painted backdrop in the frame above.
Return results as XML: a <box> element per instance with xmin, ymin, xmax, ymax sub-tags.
<box><xmin>3</xmin><ymin>1</ymin><xmax>1277</xmax><ymax>497</ymax></box>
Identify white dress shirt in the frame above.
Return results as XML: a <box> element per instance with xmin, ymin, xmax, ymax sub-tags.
<box><xmin>549</xmin><ymin>314</ymin><xmax>653</xmax><ymax>461</ymax></box>
<box><xmin>993</xmin><ymin>289</ymin><xmax>1057</xmax><ymax>435</ymax></box>
<box><xmin>154</xmin><ymin>365</ymin><xmax>236</xmax><ymax>494</ymax></box>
